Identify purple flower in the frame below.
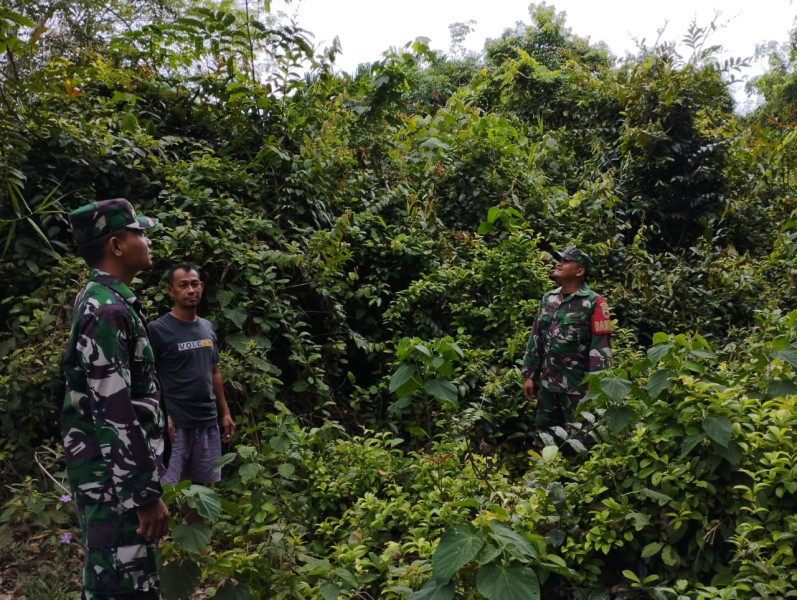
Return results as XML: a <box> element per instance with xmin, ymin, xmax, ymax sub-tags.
<box><xmin>59</xmin><ymin>531</ymin><xmax>72</xmax><ymax>544</ymax></box>
<box><xmin>59</xmin><ymin>494</ymin><xmax>72</xmax><ymax>503</ymax></box>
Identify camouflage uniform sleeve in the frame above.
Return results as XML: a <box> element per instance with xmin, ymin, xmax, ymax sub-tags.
<box><xmin>521</xmin><ymin>306</ymin><xmax>545</xmax><ymax>381</ymax></box>
<box><xmin>588</xmin><ymin>296</ymin><xmax>612</xmax><ymax>372</ymax></box>
<box><xmin>76</xmin><ymin>304</ymin><xmax>162</xmax><ymax>510</ymax></box>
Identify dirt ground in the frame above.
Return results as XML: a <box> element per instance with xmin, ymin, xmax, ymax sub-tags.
<box><xmin>0</xmin><ymin>525</ymin><xmax>82</xmax><ymax>600</ymax></box>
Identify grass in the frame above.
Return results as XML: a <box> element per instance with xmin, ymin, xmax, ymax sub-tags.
<box><xmin>0</xmin><ymin>524</ymin><xmax>82</xmax><ymax>600</ymax></box>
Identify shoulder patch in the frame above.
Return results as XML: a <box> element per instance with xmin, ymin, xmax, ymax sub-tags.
<box><xmin>591</xmin><ymin>296</ymin><xmax>612</xmax><ymax>334</ymax></box>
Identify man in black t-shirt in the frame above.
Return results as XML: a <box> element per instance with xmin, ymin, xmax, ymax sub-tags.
<box><xmin>149</xmin><ymin>265</ymin><xmax>235</xmax><ymax>487</ymax></box>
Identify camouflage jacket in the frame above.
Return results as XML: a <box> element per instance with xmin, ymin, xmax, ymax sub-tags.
<box><xmin>62</xmin><ymin>270</ymin><xmax>167</xmax><ymax>510</ymax></box>
<box><xmin>522</xmin><ymin>284</ymin><xmax>612</xmax><ymax>395</ymax></box>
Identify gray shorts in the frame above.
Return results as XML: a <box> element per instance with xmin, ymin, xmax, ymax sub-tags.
<box><xmin>162</xmin><ymin>426</ymin><xmax>221</xmax><ymax>485</ymax></box>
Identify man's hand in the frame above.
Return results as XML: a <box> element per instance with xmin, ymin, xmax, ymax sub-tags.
<box><xmin>220</xmin><ymin>414</ymin><xmax>236</xmax><ymax>444</ymax></box>
<box><xmin>136</xmin><ymin>498</ymin><xmax>169</xmax><ymax>544</ymax></box>
<box><xmin>523</xmin><ymin>378</ymin><xmax>536</xmax><ymax>402</ymax></box>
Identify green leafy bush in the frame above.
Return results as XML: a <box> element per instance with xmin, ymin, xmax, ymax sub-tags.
<box><xmin>3</xmin><ymin>3</ymin><xmax>797</xmax><ymax>599</ymax></box>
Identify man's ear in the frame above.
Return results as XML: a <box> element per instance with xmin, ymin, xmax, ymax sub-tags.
<box><xmin>576</xmin><ymin>265</ymin><xmax>586</xmax><ymax>278</ymax></box>
<box><xmin>107</xmin><ymin>232</ymin><xmax>124</xmax><ymax>257</ymax></box>
<box><xmin>165</xmin><ymin>284</ymin><xmax>175</xmax><ymax>298</ymax></box>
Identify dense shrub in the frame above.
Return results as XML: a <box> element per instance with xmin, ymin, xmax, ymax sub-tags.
<box><xmin>2</xmin><ymin>2</ymin><xmax>797</xmax><ymax>599</ymax></box>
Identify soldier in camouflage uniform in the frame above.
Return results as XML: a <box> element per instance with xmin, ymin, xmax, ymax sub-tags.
<box><xmin>63</xmin><ymin>198</ymin><xmax>170</xmax><ymax>600</ymax></box>
<box><xmin>522</xmin><ymin>246</ymin><xmax>612</xmax><ymax>430</ymax></box>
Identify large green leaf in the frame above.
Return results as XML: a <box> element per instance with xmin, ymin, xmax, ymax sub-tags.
<box><xmin>172</xmin><ymin>522</ymin><xmax>212</xmax><ymax>553</ymax></box>
<box><xmin>680</xmin><ymin>433</ymin><xmax>705</xmax><ymax>457</ymax></box>
<box><xmin>222</xmin><ymin>306</ymin><xmax>248</xmax><ymax>329</ymax></box>
<box><xmin>478</xmin><ymin>221</ymin><xmax>497</xmax><ymax>234</ymax></box>
<box><xmin>214</xmin><ymin>582</ymin><xmax>252</xmax><ymax>600</ymax></box>
<box><xmin>486</xmin><ymin>521</ymin><xmax>537</xmax><ymax>560</ymax></box>
<box><xmin>220</xmin><ymin>498</ymin><xmax>241</xmax><ymax>517</ymax></box>
<box><xmin>647</xmin><ymin>369</ymin><xmax>675</xmax><ymax>399</ymax></box>
<box><xmin>702</xmin><ymin>416</ymin><xmax>732</xmax><ymax>448</ymax></box>
<box><xmin>407</xmin><ymin>581</ymin><xmax>454</xmax><ymax>600</ymax></box>
<box><xmin>600</xmin><ymin>377</ymin><xmax>632</xmax><ymax>402</ymax></box>
<box><xmin>767</xmin><ymin>378</ymin><xmax>797</xmax><ymax>398</ymax></box>
<box><xmin>477</xmin><ymin>543</ymin><xmax>503</xmax><ymax>564</ymax></box>
<box><xmin>414</xmin><ymin>343</ymin><xmax>432</xmax><ymax>357</ymax></box>
<box><xmin>270</xmin><ymin>435</ymin><xmax>291</xmax><ymax>453</ymax></box>
<box><xmin>0</xmin><ymin>8</ymin><xmax>35</xmax><ymax>28</ymax></box>
<box><xmin>182</xmin><ymin>485</ymin><xmax>221</xmax><ymax>521</ymax></box>
<box><xmin>237</xmin><ymin>446</ymin><xmax>257</xmax><ymax>460</ymax></box>
<box><xmin>541</xmin><ymin>445</ymin><xmax>559</xmax><ymax>462</ymax></box>
<box><xmin>432</xmin><ymin>523</ymin><xmax>484</xmax><ymax>582</ymax></box>
<box><xmin>641</xmin><ymin>541</ymin><xmax>664</xmax><ymax>558</ymax></box>
<box><xmin>226</xmin><ymin>333</ymin><xmax>272</xmax><ymax>354</ymax></box>
<box><xmin>683</xmin><ymin>360</ymin><xmax>706</xmax><ymax>374</ymax></box>
<box><xmin>661</xmin><ymin>545</ymin><xmax>680</xmax><ymax>567</ymax></box>
<box><xmin>336</xmin><ymin>567</ymin><xmax>358</xmax><ymax>588</ymax></box>
<box><xmin>239</xmin><ymin>463</ymin><xmax>261</xmax><ymax>481</ymax></box>
<box><xmin>476</xmin><ymin>563</ymin><xmax>540</xmax><ymax>600</ymax></box>
<box><xmin>215</xmin><ymin>289</ymin><xmax>235</xmax><ymax>309</ymax></box>
<box><xmin>566</xmin><ymin>438</ymin><xmax>588</xmax><ymax>454</ymax></box>
<box><xmin>771</xmin><ymin>348</ymin><xmax>797</xmax><ymax>368</ymax></box>
<box><xmin>389</xmin><ymin>363</ymin><xmax>421</xmax><ymax>395</ymax></box>
<box><xmin>423</xmin><ymin>378</ymin><xmax>459</xmax><ymax>406</ymax></box>
<box><xmin>121</xmin><ymin>112</ymin><xmax>139</xmax><ymax>132</ymax></box>
<box><xmin>278</xmin><ymin>462</ymin><xmax>295</xmax><ymax>478</ymax></box>
<box><xmin>639</xmin><ymin>488</ymin><xmax>672</xmax><ymax>505</ymax></box>
<box><xmin>319</xmin><ymin>582</ymin><xmax>341</xmax><ymax>600</ymax></box>
<box><xmin>605</xmin><ymin>406</ymin><xmax>634</xmax><ymax>433</ymax></box>
<box><xmin>161</xmin><ymin>559</ymin><xmax>201</xmax><ymax>600</ymax></box>
<box><xmin>438</xmin><ymin>339</ymin><xmax>464</xmax><ymax>359</ymax></box>
<box><xmin>647</xmin><ymin>343</ymin><xmax>673</xmax><ymax>364</ymax></box>
<box><xmin>215</xmin><ymin>452</ymin><xmax>237</xmax><ymax>468</ymax></box>
<box><xmin>713</xmin><ymin>441</ymin><xmax>742</xmax><ymax>466</ymax></box>
<box><xmin>420</xmin><ymin>137</ymin><xmax>450</xmax><ymax>150</ymax></box>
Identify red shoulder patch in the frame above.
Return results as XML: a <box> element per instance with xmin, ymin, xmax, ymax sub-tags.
<box><xmin>591</xmin><ymin>297</ymin><xmax>612</xmax><ymax>334</ymax></box>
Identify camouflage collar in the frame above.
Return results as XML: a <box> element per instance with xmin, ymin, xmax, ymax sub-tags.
<box><xmin>574</xmin><ymin>284</ymin><xmax>592</xmax><ymax>296</ymax></box>
<box><xmin>89</xmin><ymin>269</ymin><xmax>138</xmax><ymax>306</ymax></box>
<box><xmin>552</xmin><ymin>284</ymin><xmax>592</xmax><ymax>297</ymax></box>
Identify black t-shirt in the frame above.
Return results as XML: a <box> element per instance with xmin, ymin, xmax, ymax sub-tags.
<box><xmin>148</xmin><ymin>313</ymin><xmax>219</xmax><ymax>428</ymax></box>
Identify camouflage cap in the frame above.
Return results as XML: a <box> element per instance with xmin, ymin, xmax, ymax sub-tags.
<box><xmin>69</xmin><ymin>198</ymin><xmax>157</xmax><ymax>246</ymax></box>
<box><xmin>554</xmin><ymin>245</ymin><xmax>592</xmax><ymax>270</ymax></box>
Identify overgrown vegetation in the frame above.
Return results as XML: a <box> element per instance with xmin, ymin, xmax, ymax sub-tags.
<box><xmin>2</xmin><ymin>1</ymin><xmax>797</xmax><ymax>599</ymax></box>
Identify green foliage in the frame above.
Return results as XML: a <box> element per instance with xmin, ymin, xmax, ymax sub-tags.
<box><xmin>0</xmin><ymin>445</ymin><xmax>79</xmax><ymax>598</ymax></box>
<box><xmin>388</xmin><ymin>336</ymin><xmax>464</xmax><ymax>422</ymax></box>
<box><xmin>0</xmin><ymin>477</ymin><xmax>74</xmax><ymax>531</ymax></box>
<box><xmin>748</xmin><ymin>23</ymin><xmax>797</xmax><ymax>126</ymax></box>
<box><xmin>609</xmin><ymin>238</ymin><xmax>773</xmax><ymax>345</ymax></box>
<box><xmin>613</xmin><ymin>46</ymin><xmax>734</xmax><ymax>251</ymax></box>
<box><xmin>410</xmin><ymin>520</ymin><xmax>543</xmax><ymax>600</ymax></box>
<box><xmin>485</xmin><ymin>4</ymin><xmax>611</xmax><ymax>72</ymax></box>
<box><xmin>558</xmin><ymin>319</ymin><xmax>797</xmax><ymax>597</ymax></box>
<box><xmin>3</xmin><ymin>2</ymin><xmax>797</xmax><ymax>599</ymax></box>
<box><xmin>0</xmin><ymin>255</ymin><xmax>81</xmax><ymax>479</ymax></box>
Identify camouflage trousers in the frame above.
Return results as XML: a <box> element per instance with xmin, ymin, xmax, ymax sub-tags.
<box><xmin>75</xmin><ymin>499</ymin><xmax>161</xmax><ymax>599</ymax></box>
<box><xmin>533</xmin><ymin>388</ymin><xmax>582</xmax><ymax>428</ymax></box>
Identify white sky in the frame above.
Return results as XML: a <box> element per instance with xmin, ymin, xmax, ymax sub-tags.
<box><xmin>280</xmin><ymin>0</ymin><xmax>796</xmax><ymax>107</ymax></box>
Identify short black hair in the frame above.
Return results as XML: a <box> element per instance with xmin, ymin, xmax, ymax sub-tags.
<box><xmin>166</xmin><ymin>264</ymin><xmax>201</xmax><ymax>285</ymax></box>
<box><xmin>76</xmin><ymin>231</ymin><xmax>116</xmax><ymax>267</ymax></box>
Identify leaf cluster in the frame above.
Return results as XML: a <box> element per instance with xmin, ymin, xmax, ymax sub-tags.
<box><xmin>2</xmin><ymin>2</ymin><xmax>797</xmax><ymax>598</ymax></box>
